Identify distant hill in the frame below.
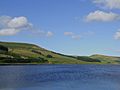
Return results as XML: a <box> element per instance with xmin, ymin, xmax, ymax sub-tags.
<box><xmin>90</xmin><ymin>54</ymin><xmax>120</xmax><ymax>64</ymax></box>
<box><xmin>0</xmin><ymin>41</ymin><xmax>120</xmax><ymax>64</ymax></box>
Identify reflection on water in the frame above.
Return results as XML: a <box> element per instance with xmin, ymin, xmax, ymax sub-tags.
<box><xmin>0</xmin><ymin>65</ymin><xmax>120</xmax><ymax>90</ymax></box>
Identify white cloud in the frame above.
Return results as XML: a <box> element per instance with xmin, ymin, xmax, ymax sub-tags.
<box><xmin>7</xmin><ymin>17</ymin><xmax>29</xmax><ymax>28</ymax></box>
<box><xmin>85</xmin><ymin>10</ymin><xmax>120</xmax><ymax>22</ymax></box>
<box><xmin>64</xmin><ymin>32</ymin><xmax>74</xmax><ymax>36</ymax></box>
<box><xmin>46</xmin><ymin>31</ymin><xmax>54</xmax><ymax>37</ymax></box>
<box><xmin>0</xmin><ymin>28</ymin><xmax>19</xmax><ymax>36</ymax></box>
<box><xmin>114</xmin><ymin>30</ymin><xmax>120</xmax><ymax>40</ymax></box>
<box><xmin>29</xmin><ymin>30</ymin><xmax>54</xmax><ymax>38</ymax></box>
<box><xmin>72</xmin><ymin>35</ymin><xmax>81</xmax><ymax>40</ymax></box>
<box><xmin>0</xmin><ymin>15</ymin><xmax>53</xmax><ymax>37</ymax></box>
<box><xmin>0</xmin><ymin>16</ymin><xmax>32</xmax><ymax>36</ymax></box>
<box><xmin>0</xmin><ymin>16</ymin><xmax>11</xmax><ymax>23</ymax></box>
<box><xmin>64</xmin><ymin>32</ymin><xmax>81</xmax><ymax>40</ymax></box>
<box><xmin>0</xmin><ymin>16</ymin><xmax>12</xmax><ymax>27</ymax></box>
<box><xmin>93</xmin><ymin>0</ymin><xmax>120</xmax><ymax>9</ymax></box>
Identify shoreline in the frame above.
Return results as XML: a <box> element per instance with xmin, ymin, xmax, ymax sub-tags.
<box><xmin>0</xmin><ymin>63</ymin><xmax>119</xmax><ymax>66</ymax></box>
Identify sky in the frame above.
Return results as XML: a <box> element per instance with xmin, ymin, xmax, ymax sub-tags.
<box><xmin>0</xmin><ymin>0</ymin><xmax>120</xmax><ymax>56</ymax></box>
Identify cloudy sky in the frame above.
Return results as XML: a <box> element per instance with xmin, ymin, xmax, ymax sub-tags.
<box><xmin>0</xmin><ymin>0</ymin><xmax>120</xmax><ymax>56</ymax></box>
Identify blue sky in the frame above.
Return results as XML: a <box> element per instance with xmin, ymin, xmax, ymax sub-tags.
<box><xmin>0</xmin><ymin>0</ymin><xmax>120</xmax><ymax>56</ymax></box>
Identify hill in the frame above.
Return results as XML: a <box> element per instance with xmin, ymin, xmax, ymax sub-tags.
<box><xmin>90</xmin><ymin>54</ymin><xmax>120</xmax><ymax>64</ymax></box>
<box><xmin>0</xmin><ymin>41</ymin><xmax>92</xmax><ymax>64</ymax></box>
<box><xmin>0</xmin><ymin>41</ymin><xmax>120</xmax><ymax>64</ymax></box>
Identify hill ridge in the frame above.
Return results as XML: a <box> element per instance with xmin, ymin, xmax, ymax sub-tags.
<box><xmin>0</xmin><ymin>41</ymin><xmax>120</xmax><ymax>64</ymax></box>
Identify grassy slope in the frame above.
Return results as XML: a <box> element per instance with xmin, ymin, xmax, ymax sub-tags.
<box><xmin>0</xmin><ymin>42</ymin><xmax>88</xmax><ymax>64</ymax></box>
<box><xmin>90</xmin><ymin>54</ymin><xmax>120</xmax><ymax>64</ymax></box>
<box><xmin>0</xmin><ymin>41</ymin><xmax>120</xmax><ymax>64</ymax></box>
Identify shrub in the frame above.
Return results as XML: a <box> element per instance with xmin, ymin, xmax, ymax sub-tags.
<box><xmin>46</xmin><ymin>54</ymin><xmax>53</xmax><ymax>58</ymax></box>
<box><xmin>77</xmin><ymin>56</ymin><xmax>101</xmax><ymax>62</ymax></box>
<box><xmin>1</xmin><ymin>57</ymin><xmax>48</xmax><ymax>63</ymax></box>
<box><xmin>31</xmin><ymin>50</ymin><xmax>42</xmax><ymax>55</ymax></box>
<box><xmin>0</xmin><ymin>45</ymin><xmax>8</xmax><ymax>52</ymax></box>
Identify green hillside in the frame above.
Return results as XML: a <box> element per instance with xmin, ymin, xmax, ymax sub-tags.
<box><xmin>90</xmin><ymin>54</ymin><xmax>120</xmax><ymax>64</ymax></box>
<box><xmin>0</xmin><ymin>41</ymin><xmax>120</xmax><ymax>64</ymax></box>
<box><xmin>0</xmin><ymin>41</ymin><xmax>90</xmax><ymax>64</ymax></box>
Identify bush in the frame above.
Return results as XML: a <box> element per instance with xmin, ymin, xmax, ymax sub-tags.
<box><xmin>0</xmin><ymin>56</ymin><xmax>48</xmax><ymax>63</ymax></box>
<box><xmin>77</xmin><ymin>56</ymin><xmax>101</xmax><ymax>62</ymax></box>
<box><xmin>0</xmin><ymin>45</ymin><xmax>8</xmax><ymax>52</ymax></box>
<box><xmin>46</xmin><ymin>54</ymin><xmax>53</xmax><ymax>58</ymax></box>
<box><xmin>31</xmin><ymin>50</ymin><xmax>42</xmax><ymax>55</ymax></box>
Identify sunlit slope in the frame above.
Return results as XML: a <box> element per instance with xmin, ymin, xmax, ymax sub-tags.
<box><xmin>90</xmin><ymin>54</ymin><xmax>120</xmax><ymax>64</ymax></box>
<box><xmin>0</xmin><ymin>42</ymin><xmax>120</xmax><ymax>64</ymax></box>
<box><xmin>0</xmin><ymin>42</ymin><xmax>87</xmax><ymax>64</ymax></box>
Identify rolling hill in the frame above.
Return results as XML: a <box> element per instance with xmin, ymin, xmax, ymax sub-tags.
<box><xmin>0</xmin><ymin>41</ymin><xmax>120</xmax><ymax>64</ymax></box>
<box><xmin>90</xmin><ymin>54</ymin><xmax>120</xmax><ymax>64</ymax></box>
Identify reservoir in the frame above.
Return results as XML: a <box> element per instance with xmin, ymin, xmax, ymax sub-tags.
<box><xmin>0</xmin><ymin>64</ymin><xmax>120</xmax><ymax>90</ymax></box>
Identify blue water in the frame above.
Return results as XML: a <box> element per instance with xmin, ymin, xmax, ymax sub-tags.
<box><xmin>0</xmin><ymin>65</ymin><xmax>120</xmax><ymax>90</ymax></box>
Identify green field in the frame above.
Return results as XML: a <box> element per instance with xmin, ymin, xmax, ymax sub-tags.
<box><xmin>0</xmin><ymin>41</ymin><xmax>120</xmax><ymax>64</ymax></box>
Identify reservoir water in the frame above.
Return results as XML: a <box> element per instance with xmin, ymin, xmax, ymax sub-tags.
<box><xmin>0</xmin><ymin>64</ymin><xmax>120</xmax><ymax>90</ymax></box>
